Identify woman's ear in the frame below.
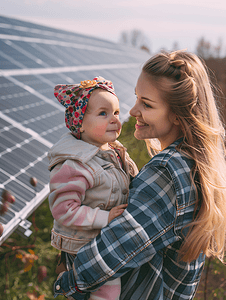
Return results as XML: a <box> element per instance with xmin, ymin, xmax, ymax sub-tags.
<box><xmin>173</xmin><ymin>115</ymin><xmax>180</xmax><ymax>126</ymax></box>
<box><xmin>169</xmin><ymin>113</ymin><xmax>180</xmax><ymax>126</ymax></box>
<box><xmin>80</xmin><ymin>126</ymin><xmax>84</xmax><ymax>133</ymax></box>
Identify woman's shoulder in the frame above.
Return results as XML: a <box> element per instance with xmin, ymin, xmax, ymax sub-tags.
<box><xmin>137</xmin><ymin>139</ymin><xmax>196</xmax><ymax>204</ymax></box>
<box><xmin>147</xmin><ymin>138</ymin><xmax>195</xmax><ymax>174</ymax></box>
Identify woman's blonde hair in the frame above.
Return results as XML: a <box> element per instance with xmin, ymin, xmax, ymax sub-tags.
<box><xmin>143</xmin><ymin>50</ymin><xmax>226</xmax><ymax>263</ymax></box>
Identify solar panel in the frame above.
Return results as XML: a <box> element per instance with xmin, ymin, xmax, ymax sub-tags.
<box><xmin>0</xmin><ymin>15</ymin><xmax>150</xmax><ymax>244</ymax></box>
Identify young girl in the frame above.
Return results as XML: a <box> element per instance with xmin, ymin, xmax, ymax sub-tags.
<box><xmin>53</xmin><ymin>50</ymin><xmax>226</xmax><ymax>300</ymax></box>
<box><xmin>48</xmin><ymin>76</ymin><xmax>138</xmax><ymax>300</ymax></box>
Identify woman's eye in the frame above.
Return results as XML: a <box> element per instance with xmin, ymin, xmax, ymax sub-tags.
<box><xmin>143</xmin><ymin>102</ymin><xmax>152</xmax><ymax>108</ymax></box>
<box><xmin>99</xmin><ymin>111</ymin><xmax>107</xmax><ymax>116</ymax></box>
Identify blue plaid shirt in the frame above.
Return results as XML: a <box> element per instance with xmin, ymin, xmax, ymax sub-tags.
<box><xmin>54</xmin><ymin>138</ymin><xmax>205</xmax><ymax>300</ymax></box>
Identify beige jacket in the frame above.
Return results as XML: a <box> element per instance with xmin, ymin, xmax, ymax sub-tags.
<box><xmin>48</xmin><ymin>132</ymin><xmax>138</xmax><ymax>254</ymax></box>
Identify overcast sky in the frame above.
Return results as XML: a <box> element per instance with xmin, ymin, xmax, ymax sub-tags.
<box><xmin>1</xmin><ymin>0</ymin><xmax>226</xmax><ymax>55</ymax></box>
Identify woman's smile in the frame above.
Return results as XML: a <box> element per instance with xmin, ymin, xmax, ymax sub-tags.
<box><xmin>135</xmin><ymin>119</ymin><xmax>149</xmax><ymax>129</ymax></box>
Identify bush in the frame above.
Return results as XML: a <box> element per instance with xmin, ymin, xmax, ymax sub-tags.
<box><xmin>118</xmin><ymin>116</ymin><xmax>150</xmax><ymax>170</ymax></box>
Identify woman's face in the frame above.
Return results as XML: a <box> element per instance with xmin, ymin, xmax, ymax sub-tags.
<box><xmin>130</xmin><ymin>71</ymin><xmax>181</xmax><ymax>150</ymax></box>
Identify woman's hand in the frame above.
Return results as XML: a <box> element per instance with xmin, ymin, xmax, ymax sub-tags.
<box><xmin>108</xmin><ymin>204</ymin><xmax>128</xmax><ymax>223</ymax></box>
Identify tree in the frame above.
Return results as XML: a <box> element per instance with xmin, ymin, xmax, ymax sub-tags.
<box><xmin>196</xmin><ymin>37</ymin><xmax>212</xmax><ymax>59</ymax></box>
<box><xmin>214</xmin><ymin>38</ymin><xmax>223</xmax><ymax>58</ymax></box>
<box><xmin>119</xmin><ymin>29</ymin><xmax>151</xmax><ymax>53</ymax></box>
<box><xmin>196</xmin><ymin>37</ymin><xmax>224</xmax><ymax>59</ymax></box>
<box><xmin>172</xmin><ymin>41</ymin><xmax>179</xmax><ymax>51</ymax></box>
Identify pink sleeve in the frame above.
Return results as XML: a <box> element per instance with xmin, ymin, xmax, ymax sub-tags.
<box><xmin>48</xmin><ymin>160</ymin><xmax>109</xmax><ymax>229</ymax></box>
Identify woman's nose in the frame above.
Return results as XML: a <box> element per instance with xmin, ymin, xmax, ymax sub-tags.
<box><xmin>130</xmin><ymin>103</ymin><xmax>139</xmax><ymax>117</ymax></box>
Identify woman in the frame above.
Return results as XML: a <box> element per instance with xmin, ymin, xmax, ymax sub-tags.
<box><xmin>53</xmin><ymin>50</ymin><xmax>226</xmax><ymax>300</ymax></box>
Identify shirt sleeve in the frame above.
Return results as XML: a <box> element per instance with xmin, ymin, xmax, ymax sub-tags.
<box><xmin>49</xmin><ymin>159</ymin><xmax>109</xmax><ymax>230</ymax></box>
<box><xmin>53</xmin><ymin>165</ymin><xmax>179</xmax><ymax>297</ymax></box>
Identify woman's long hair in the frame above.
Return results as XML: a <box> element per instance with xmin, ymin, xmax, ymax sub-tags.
<box><xmin>143</xmin><ymin>50</ymin><xmax>226</xmax><ymax>263</ymax></box>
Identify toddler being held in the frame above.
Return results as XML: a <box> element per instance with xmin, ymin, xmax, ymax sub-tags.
<box><xmin>48</xmin><ymin>76</ymin><xmax>138</xmax><ymax>300</ymax></box>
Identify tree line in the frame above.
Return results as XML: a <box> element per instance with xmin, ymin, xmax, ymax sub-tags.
<box><xmin>119</xmin><ymin>30</ymin><xmax>225</xmax><ymax>59</ymax></box>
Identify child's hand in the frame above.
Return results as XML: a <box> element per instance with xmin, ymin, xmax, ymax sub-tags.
<box><xmin>108</xmin><ymin>204</ymin><xmax>128</xmax><ymax>223</ymax></box>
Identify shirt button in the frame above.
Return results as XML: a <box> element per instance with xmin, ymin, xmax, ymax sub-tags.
<box><xmin>122</xmin><ymin>189</ymin><xmax>128</xmax><ymax>194</ymax></box>
<box><xmin>56</xmin><ymin>285</ymin><xmax>61</xmax><ymax>291</ymax></box>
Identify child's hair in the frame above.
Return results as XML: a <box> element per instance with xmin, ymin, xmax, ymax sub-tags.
<box><xmin>143</xmin><ymin>50</ymin><xmax>226</xmax><ymax>263</ymax></box>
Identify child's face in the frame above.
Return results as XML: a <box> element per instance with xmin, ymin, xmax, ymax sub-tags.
<box><xmin>130</xmin><ymin>71</ymin><xmax>181</xmax><ymax>150</ymax></box>
<box><xmin>80</xmin><ymin>89</ymin><xmax>122</xmax><ymax>149</ymax></box>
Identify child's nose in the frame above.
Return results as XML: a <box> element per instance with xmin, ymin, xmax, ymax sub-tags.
<box><xmin>111</xmin><ymin>115</ymin><xmax>119</xmax><ymax>123</ymax></box>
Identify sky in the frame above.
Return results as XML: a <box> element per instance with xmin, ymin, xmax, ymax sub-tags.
<box><xmin>1</xmin><ymin>0</ymin><xmax>226</xmax><ymax>55</ymax></box>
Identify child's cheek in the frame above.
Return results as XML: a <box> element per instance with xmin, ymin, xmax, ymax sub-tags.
<box><xmin>93</xmin><ymin>125</ymin><xmax>106</xmax><ymax>137</ymax></box>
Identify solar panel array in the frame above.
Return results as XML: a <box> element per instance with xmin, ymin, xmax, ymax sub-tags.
<box><xmin>0</xmin><ymin>15</ymin><xmax>150</xmax><ymax>244</ymax></box>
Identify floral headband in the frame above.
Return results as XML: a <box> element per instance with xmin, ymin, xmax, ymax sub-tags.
<box><xmin>54</xmin><ymin>76</ymin><xmax>117</xmax><ymax>139</ymax></box>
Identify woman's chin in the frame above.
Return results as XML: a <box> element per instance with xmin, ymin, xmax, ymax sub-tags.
<box><xmin>134</xmin><ymin>132</ymin><xmax>145</xmax><ymax>140</ymax></box>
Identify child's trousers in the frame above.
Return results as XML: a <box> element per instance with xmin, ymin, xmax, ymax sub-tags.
<box><xmin>56</xmin><ymin>251</ymin><xmax>121</xmax><ymax>300</ymax></box>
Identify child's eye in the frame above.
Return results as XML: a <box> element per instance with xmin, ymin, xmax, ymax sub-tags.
<box><xmin>99</xmin><ymin>111</ymin><xmax>107</xmax><ymax>116</ymax></box>
<box><xmin>114</xmin><ymin>110</ymin><xmax>120</xmax><ymax>116</ymax></box>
